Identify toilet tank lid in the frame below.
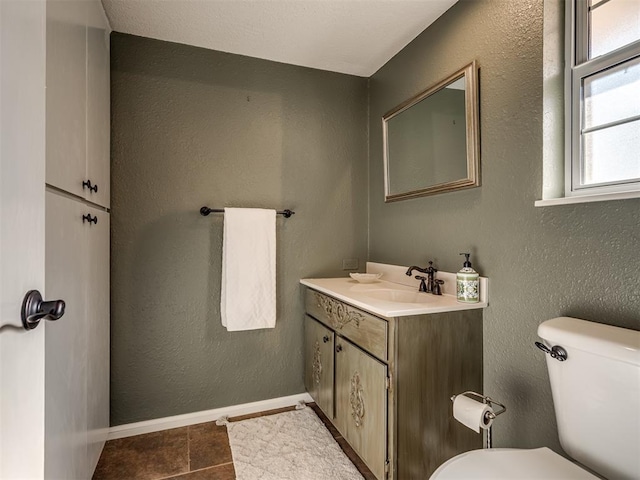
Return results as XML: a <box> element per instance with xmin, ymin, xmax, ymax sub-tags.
<box><xmin>538</xmin><ymin>317</ymin><xmax>640</xmax><ymax>366</ymax></box>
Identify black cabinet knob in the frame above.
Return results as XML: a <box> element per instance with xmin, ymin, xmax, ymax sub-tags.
<box><xmin>323</xmin><ymin>335</ymin><xmax>330</xmax><ymax>343</ymax></box>
<box><xmin>82</xmin><ymin>214</ymin><xmax>98</xmax><ymax>225</ymax></box>
<box><xmin>336</xmin><ymin>344</ymin><xmax>343</xmax><ymax>353</ymax></box>
<box><xmin>82</xmin><ymin>179</ymin><xmax>98</xmax><ymax>193</ymax></box>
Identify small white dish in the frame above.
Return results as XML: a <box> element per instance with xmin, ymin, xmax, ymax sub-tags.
<box><xmin>350</xmin><ymin>273</ymin><xmax>383</xmax><ymax>283</ymax></box>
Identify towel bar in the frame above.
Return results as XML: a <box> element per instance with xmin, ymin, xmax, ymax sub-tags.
<box><xmin>200</xmin><ymin>206</ymin><xmax>295</xmax><ymax>218</ymax></box>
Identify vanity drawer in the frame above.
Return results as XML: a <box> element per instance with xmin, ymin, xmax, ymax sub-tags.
<box><xmin>305</xmin><ymin>289</ymin><xmax>388</xmax><ymax>361</ymax></box>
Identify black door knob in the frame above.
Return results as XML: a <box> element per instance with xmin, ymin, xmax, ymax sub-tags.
<box><xmin>21</xmin><ymin>290</ymin><xmax>65</xmax><ymax>330</ymax></box>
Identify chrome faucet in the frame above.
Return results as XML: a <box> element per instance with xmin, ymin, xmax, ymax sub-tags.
<box><xmin>406</xmin><ymin>261</ymin><xmax>440</xmax><ymax>294</ymax></box>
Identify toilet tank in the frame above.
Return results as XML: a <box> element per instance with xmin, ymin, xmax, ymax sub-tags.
<box><xmin>538</xmin><ymin>317</ymin><xmax>640</xmax><ymax>480</ymax></box>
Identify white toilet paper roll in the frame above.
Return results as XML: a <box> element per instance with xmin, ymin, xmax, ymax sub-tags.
<box><xmin>453</xmin><ymin>395</ymin><xmax>494</xmax><ymax>433</ymax></box>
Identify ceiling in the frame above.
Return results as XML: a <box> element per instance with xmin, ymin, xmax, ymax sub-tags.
<box><xmin>101</xmin><ymin>0</ymin><xmax>458</xmax><ymax>77</ymax></box>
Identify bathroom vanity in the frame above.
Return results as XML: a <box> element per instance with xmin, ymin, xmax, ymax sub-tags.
<box><xmin>301</xmin><ymin>263</ymin><xmax>487</xmax><ymax>479</ymax></box>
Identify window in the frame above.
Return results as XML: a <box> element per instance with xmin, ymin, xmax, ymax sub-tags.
<box><xmin>566</xmin><ymin>0</ymin><xmax>640</xmax><ymax>197</ymax></box>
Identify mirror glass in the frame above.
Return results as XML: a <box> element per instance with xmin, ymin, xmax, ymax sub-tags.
<box><xmin>382</xmin><ymin>62</ymin><xmax>479</xmax><ymax>202</ymax></box>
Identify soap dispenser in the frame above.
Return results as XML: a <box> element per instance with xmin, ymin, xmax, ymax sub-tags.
<box><xmin>457</xmin><ymin>253</ymin><xmax>479</xmax><ymax>303</ymax></box>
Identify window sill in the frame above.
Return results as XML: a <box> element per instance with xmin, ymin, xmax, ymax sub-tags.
<box><xmin>535</xmin><ymin>190</ymin><xmax>640</xmax><ymax>207</ymax></box>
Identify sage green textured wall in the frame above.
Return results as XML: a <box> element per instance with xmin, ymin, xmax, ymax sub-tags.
<box><xmin>369</xmin><ymin>0</ymin><xmax>640</xmax><ymax>452</ymax></box>
<box><xmin>110</xmin><ymin>33</ymin><xmax>368</xmax><ymax>425</ymax></box>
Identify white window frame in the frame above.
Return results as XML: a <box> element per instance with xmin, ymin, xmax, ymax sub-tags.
<box><xmin>565</xmin><ymin>0</ymin><xmax>640</xmax><ymax>197</ymax></box>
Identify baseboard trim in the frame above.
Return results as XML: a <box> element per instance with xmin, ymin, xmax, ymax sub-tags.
<box><xmin>107</xmin><ymin>392</ymin><xmax>313</xmax><ymax>440</ymax></box>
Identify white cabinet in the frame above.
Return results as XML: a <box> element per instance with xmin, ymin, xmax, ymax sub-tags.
<box><xmin>46</xmin><ymin>0</ymin><xmax>110</xmax><ymax>208</ymax></box>
<box><xmin>45</xmin><ymin>192</ymin><xmax>109</xmax><ymax>478</ymax></box>
<box><xmin>46</xmin><ymin>0</ymin><xmax>87</xmax><ymax>199</ymax></box>
<box><xmin>44</xmin><ymin>0</ymin><xmax>110</xmax><ymax>477</ymax></box>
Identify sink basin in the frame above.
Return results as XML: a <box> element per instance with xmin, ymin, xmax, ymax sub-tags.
<box><xmin>363</xmin><ymin>289</ymin><xmax>431</xmax><ymax>304</ymax></box>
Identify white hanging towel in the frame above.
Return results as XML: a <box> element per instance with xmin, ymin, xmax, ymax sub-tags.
<box><xmin>221</xmin><ymin>208</ymin><xmax>276</xmax><ymax>331</ymax></box>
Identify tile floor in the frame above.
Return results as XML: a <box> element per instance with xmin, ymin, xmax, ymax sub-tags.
<box><xmin>93</xmin><ymin>404</ymin><xmax>375</xmax><ymax>480</ymax></box>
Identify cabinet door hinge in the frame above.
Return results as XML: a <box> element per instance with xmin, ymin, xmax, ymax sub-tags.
<box><xmin>385</xmin><ymin>375</ymin><xmax>391</xmax><ymax>390</ymax></box>
<box><xmin>384</xmin><ymin>459</ymin><xmax>390</xmax><ymax>477</ymax></box>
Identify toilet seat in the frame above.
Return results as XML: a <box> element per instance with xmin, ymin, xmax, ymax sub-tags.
<box><xmin>430</xmin><ymin>447</ymin><xmax>599</xmax><ymax>479</ymax></box>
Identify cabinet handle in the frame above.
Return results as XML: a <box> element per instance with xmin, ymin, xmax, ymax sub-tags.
<box><xmin>336</xmin><ymin>344</ymin><xmax>343</xmax><ymax>353</ymax></box>
<box><xmin>21</xmin><ymin>290</ymin><xmax>65</xmax><ymax>330</ymax></box>
<box><xmin>82</xmin><ymin>179</ymin><xmax>98</xmax><ymax>193</ymax></box>
<box><xmin>323</xmin><ymin>335</ymin><xmax>330</xmax><ymax>343</ymax></box>
<box><xmin>82</xmin><ymin>214</ymin><xmax>98</xmax><ymax>225</ymax></box>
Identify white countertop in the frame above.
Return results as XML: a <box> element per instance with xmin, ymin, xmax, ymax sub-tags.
<box><xmin>300</xmin><ymin>276</ymin><xmax>487</xmax><ymax>318</ymax></box>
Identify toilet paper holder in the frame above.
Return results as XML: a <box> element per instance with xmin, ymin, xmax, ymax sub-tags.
<box><xmin>451</xmin><ymin>391</ymin><xmax>506</xmax><ymax>448</ymax></box>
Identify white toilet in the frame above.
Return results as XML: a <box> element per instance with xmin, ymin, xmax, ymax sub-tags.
<box><xmin>431</xmin><ymin>317</ymin><xmax>640</xmax><ymax>480</ymax></box>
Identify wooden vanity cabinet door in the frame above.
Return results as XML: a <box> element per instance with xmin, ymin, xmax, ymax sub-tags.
<box><xmin>304</xmin><ymin>315</ymin><xmax>334</xmax><ymax>418</ymax></box>
<box><xmin>335</xmin><ymin>338</ymin><xmax>387</xmax><ymax>480</ymax></box>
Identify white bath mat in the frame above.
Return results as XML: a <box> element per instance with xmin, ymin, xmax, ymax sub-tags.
<box><xmin>226</xmin><ymin>407</ymin><xmax>364</xmax><ymax>480</ymax></box>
